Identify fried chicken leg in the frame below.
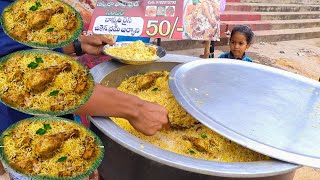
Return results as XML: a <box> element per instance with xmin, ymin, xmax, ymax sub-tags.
<box><xmin>35</xmin><ymin>129</ymin><xmax>79</xmax><ymax>158</ymax></box>
<box><xmin>11</xmin><ymin>159</ymin><xmax>38</xmax><ymax>174</ymax></box>
<box><xmin>26</xmin><ymin>63</ymin><xmax>71</xmax><ymax>92</ymax></box>
<box><xmin>82</xmin><ymin>136</ymin><xmax>96</xmax><ymax>160</ymax></box>
<box><xmin>29</xmin><ymin>10</ymin><xmax>54</xmax><ymax>30</ymax></box>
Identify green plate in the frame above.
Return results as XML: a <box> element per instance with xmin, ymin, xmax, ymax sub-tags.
<box><xmin>0</xmin><ymin>117</ymin><xmax>104</xmax><ymax>180</ymax></box>
<box><xmin>0</xmin><ymin>0</ymin><xmax>83</xmax><ymax>49</ymax></box>
<box><xmin>0</xmin><ymin>49</ymin><xmax>94</xmax><ymax>116</ymax></box>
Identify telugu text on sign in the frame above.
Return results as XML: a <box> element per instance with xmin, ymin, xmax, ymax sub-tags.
<box><xmin>88</xmin><ymin>0</ymin><xmax>221</xmax><ymax>41</ymax></box>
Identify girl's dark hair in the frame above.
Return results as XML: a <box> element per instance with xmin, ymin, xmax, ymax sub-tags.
<box><xmin>230</xmin><ymin>25</ymin><xmax>254</xmax><ymax>44</ymax></box>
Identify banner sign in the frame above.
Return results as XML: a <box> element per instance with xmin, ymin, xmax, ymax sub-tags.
<box><xmin>88</xmin><ymin>0</ymin><xmax>221</xmax><ymax>41</ymax></box>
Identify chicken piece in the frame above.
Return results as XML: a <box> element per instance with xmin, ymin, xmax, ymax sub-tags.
<box><xmin>50</xmin><ymin>104</ymin><xmax>64</xmax><ymax>111</ymax></box>
<box><xmin>66</xmin><ymin>13</ymin><xmax>76</xmax><ymax>30</ymax></box>
<box><xmin>59</xmin><ymin>170</ymin><xmax>72</xmax><ymax>177</ymax></box>
<box><xmin>83</xmin><ymin>146</ymin><xmax>95</xmax><ymax>160</ymax></box>
<box><xmin>29</xmin><ymin>11</ymin><xmax>51</xmax><ymax>30</ymax></box>
<box><xmin>26</xmin><ymin>63</ymin><xmax>71</xmax><ymax>92</ymax></box>
<box><xmin>17</xmin><ymin>12</ymin><xmax>26</xmax><ymax>20</ymax></box>
<box><xmin>44</xmin><ymin>9</ymin><xmax>55</xmax><ymax>16</ymax></box>
<box><xmin>55</xmin><ymin>6</ymin><xmax>64</xmax><ymax>14</ymax></box>
<box><xmin>182</xmin><ymin>135</ymin><xmax>209</xmax><ymax>152</ymax></box>
<box><xmin>63</xmin><ymin>63</ymin><xmax>73</xmax><ymax>72</ymax></box>
<box><xmin>47</xmin><ymin>38</ymin><xmax>58</xmax><ymax>44</ymax></box>
<box><xmin>29</xmin><ymin>9</ymin><xmax>54</xmax><ymax>30</ymax></box>
<box><xmin>83</xmin><ymin>136</ymin><xmax>96</xmax><ymax>160</ymax></box>
<box><xmin>66</xmin><ymin>129</ymin><xmax>80</xmax><ymax>139</ymax></box>
<box><xmin>20</xmin><ymin>136</ymin><xmax>32</xmax><ymax>148</ymax></box>
<box><xmin>35</xmin><ymin>135</ymin><xmax>63</xmax><ymax>158</ymax></box>
<box><xmin>192</xmin><ymin>138</ymin><xmax>208</xmax><ymax>152</ymax></box>
<box><xmin>14</xmin><ymin>70</ymin><xmax>24</xmax><ymax>81</ymax></box>
<box><xmin>26</xmin><ymin>68</ymin><xmax>57</xmax><ymax>92</ymax></box>
<box><xmin>74</xmin><ymin>74</ymin><xmax>87</xmax><ymax>94</ymax></box>
<box><xmin>170</xmin><ymin>124</ymin><xmax>188</xmax><ymax>130</ymax></box>
<box><xmin>136</xmin><ymin>72</ymin><xmax>164</xmax><ymax>91</ymax></box>
<box><xmin>11</xmin><ymin>30</ymin><xmax>28</xmax><ymax>41</ymax></box>
<box><xmin>35</xmin><ymin>129</ymin><xmax>79</xmax><ymax>158</ymax></box>
<box><xmin>2</xmin><ymin>93</ymin><xmax>29</xmax><ymax>107</ymax></box>
<box><xmin>60</xmin><ymin>63</ymin><xmax>72</xmax><ymax>72</ymax></box>
<box><xmin>9</xmin><ymin>70</ymin><xmax>24</xmax><ymax>82</ymax></box>
<box><xmin>11</xmin><ymin>159</ymin><xmax>37</xmax><ymax>173</ymax></box>
<box><xmin>66</xmin><ymin>21</ymin><xmax>76</xmax><ymax>30</ymax></box>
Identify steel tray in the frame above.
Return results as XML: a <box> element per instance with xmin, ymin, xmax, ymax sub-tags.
<box><xmin>169</xmin><ymin>59</ymin><xmax>320</xmax><ymax>168</ymax></box>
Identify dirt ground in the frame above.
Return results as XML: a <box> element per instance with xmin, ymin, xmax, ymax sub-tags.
<box><xmin>169</xmin><ymin>38</ymin><xmax>320</xmax><ymax>81</ymax></box>
<box><xmin>248</xmin><ymin>39</ymin><xmax>320</xmax><ymax>180</ymax></box>
<box><xmin>168</xmin><ymin>38</ymin><xmax>320</xmax><ymax>180</ymax></box>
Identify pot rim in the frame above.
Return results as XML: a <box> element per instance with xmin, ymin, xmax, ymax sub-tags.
<box><xmin>89</xmin><ymin>56</ymin><xmax>300</xmax><ymax>177</ymax></box>
<box><xmin>89</xmin><ymin>116</ymin><xmax>299</xmax><ymax>178</ymax></box>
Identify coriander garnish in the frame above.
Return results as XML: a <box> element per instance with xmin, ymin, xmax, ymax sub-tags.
<box><xmin>35</xmin><ymin>57</ymin><xmax>43</xmax><ymax>63</ymax></box>
<box><xmin>49</xmin><ymin>90</ymin><xmax>59</xmax><ymax>96</ymax></box>
<box><xmin>36</xmin><ymin>124</ymin><xmax>52</xmax><ymax>135</ymax></box>
<box><xmin>46</xmin><ymin>28</ymin><xmax>54</xmax><ymax>32</ymax></box>
<box><xmin>29</xmin><ymin>2</ymin><xmax>41</xmax><ymax>11</ymax></box>
<box><xmin>36</xmin><ymin>128</ymin><xmax>46</xmax><ymax>135</ymax></box>
<box><xmin>27</xmin><ymin>62</ymin><xmax>38</xmax><ymax>69</ymax></box>
<box><xmin>28</xmin><ymin>57</ymin><xmax>44</xmax><ymax>69</ymax></box>
<box><xmin>43</xmin><ymin>124</ymin><xmax>52</xmax><ymax>130</ymax></box>
<box><xmin>201</xmin><ymin>134</ymin><xmax>207</xmax><ymax>138</ymax></box>
<box><xmin>57</xmin><ymin>156</ymin><xmax>67</xmax><ymax>162</ymax></box>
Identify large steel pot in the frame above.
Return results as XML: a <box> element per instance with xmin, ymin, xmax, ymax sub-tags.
<box><xmin>89</xmin><ymin>55</ymin><xmax>299</xmax><ymax>180</ymax></box>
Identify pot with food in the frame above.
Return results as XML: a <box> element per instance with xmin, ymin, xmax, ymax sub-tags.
<box><xmin>89</xmin><ymin>58</ymin><xmax>299</xmax><ymax>180</ymax></box>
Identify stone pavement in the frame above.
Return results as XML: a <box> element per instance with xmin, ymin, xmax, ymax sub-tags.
<box><xmin>168</xmin><ymin>38</ymin><xmax>320</xmax><ymax>180</ymax></box>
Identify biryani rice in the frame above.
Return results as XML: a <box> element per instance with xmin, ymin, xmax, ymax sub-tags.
<box><xmin>0</xmin><ymin>51</ymin><xmax>93</xmax><ymax>113</ymax></box>
<box><xmin>104</xmin><ymin>40</ymin><xmax>159</xmax><ymax>61</ymax></box>
<box><xmin>2</xmin><ymin>0</ymin><xmax>81</xmax><ymax>46</ymax></box>
<box><xmin>111</xmin><ymin>71</ymin><xmax>270</xmax><ymax>162</ymax></box>
<box><xmin>2</xmin><ymin>119</ymin><xmax>102</xmax><ymax>177</ymax></box>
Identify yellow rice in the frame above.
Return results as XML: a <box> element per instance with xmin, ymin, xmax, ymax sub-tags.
<box><xmin>105</xmin><ymin>40</ymin><xmax>159</xmax><ymax>61</ymax></box>
<box><xmin>2</xmin><ymin>0</ymin><xmax>80</xmax><ymax>45</ymax></box>
<box><xmin>2</xmin><ymin>119</ymin><xmax>101</xmax><ymax>177</ymax></box>
<box><xmin>111</xmin><ymin>71</ymin><xmax>270</xmax><ymax>162</ymax></box>
<box><xmin>0</xmin><ymin>52</ymin><xmax>93</xmax><ymax>112</ymax></box>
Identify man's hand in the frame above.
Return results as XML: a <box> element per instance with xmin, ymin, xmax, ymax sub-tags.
<box><xmin>75</xmin><ymin>84</ymin><xmax>169</xmax><ymax>136</ymax></box>
<box><xmin>79</xmin><ymin>35</ymin><xmax>115</xmax><ymax>55</ymax></box>
<box><xmin>128</xmin><ymin>100</ymin><xmax>170</xmax><ymax>136</ymax></box>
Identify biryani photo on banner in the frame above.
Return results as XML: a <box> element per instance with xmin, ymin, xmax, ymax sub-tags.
<box><xmin>183</xmin><ymin>0</ymin><xmax>220</xmax><ymax>41</ymax></box>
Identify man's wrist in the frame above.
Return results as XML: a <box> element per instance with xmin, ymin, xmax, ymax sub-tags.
<box><xmin>74</xmin><ymin>38</ymin><xmax>84</xmax><ymax>56</ymax></box>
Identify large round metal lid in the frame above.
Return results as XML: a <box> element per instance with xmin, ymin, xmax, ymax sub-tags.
<box><xmin>169</xmin><ymin>59</ymin><xmax>320</xmax><ymax>168</ymax></box>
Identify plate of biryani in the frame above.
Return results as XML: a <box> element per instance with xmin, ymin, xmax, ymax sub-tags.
<box><xmin>0</xmin><ymin>50</ymin><xmax>94</xmax><ymax>116</ymax></box>
<box><xmin>1</xmin><ymin>0</ymin><xmax>83</xmax><ymax>49</ymax></box>
<box><xmin>103</xmin><ymin>40</ymin><xmax>166</xmax><ymax>65</ymax></box>
<box><xmin>0</xmin><ymin>117</ymin><xmax>104</xmax><ymax>179</ymax></box>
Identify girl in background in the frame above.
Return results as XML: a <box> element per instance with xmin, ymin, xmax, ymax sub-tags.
<box><xmin>219</xmin><ymin>25</ymin><xmax>254</xmax><ymax>62</ymax></box>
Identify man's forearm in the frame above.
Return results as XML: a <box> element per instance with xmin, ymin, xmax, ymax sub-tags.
<box><xmin>75</xmin><ymin>83</ymin><xmax>169</xmax><ymax>135</ymax></box>
<box><xmin>75</xmin><ymin>83</ymin><xmax>141</xmax><ymax>119</ymax></box>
